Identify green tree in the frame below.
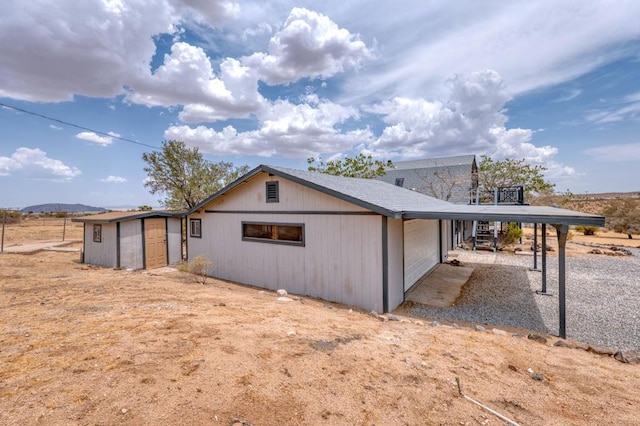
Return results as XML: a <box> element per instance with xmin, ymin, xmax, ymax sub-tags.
<box><xmin>307</xmin><ymin>154</ymin><xmax>393</xmax><ymax>178</ymax></box>
<box><xmin>138</xmin><ymin>205</ymin><xmax>153</xmax><ymax>211</ymax></box>
<box><xmin>602</xmin><ymin>198</ymin><xmax>640</xmax><ymax>239</ymax></box>
<box><xmin>478</xmin><ymin>155</ymin><xmax>554</xmax><ymax>199</ymax></box>
<box><xmin>142</xmin><ymin>140</ymin><xmax>249</xmax><ymax>211</ymax></box>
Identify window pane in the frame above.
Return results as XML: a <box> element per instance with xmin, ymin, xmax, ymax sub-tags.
<box><xmin>277</xmin><ymin>225</ymin><xmax>302</xmax><ymax>242</ymax></box>
<box><xmin>244</xmin><ymin>223</ymin><xmax>274</xmax><ymax>239</ymax></box>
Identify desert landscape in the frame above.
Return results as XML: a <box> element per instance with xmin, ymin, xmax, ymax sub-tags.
<box><xmin>1</xmin><ymin>219</ymin><xmax>639</xmax><ymax>425</ymax></box>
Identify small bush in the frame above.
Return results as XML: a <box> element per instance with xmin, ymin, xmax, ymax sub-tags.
<box><xmin>500</xmin><ymin>222</ymin><xmax>523</xmax><ymax>248</ymax></box>
<box><xmin>183</xmin><ymin>255</ymin><xmax>213</xmax><ymax>284</ymax></box>
<box><xmin>575</xmin><ymin>225</ymin><xmax>598</xmax><ymax>236</ymax></box>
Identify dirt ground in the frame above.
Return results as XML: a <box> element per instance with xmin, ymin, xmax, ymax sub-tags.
<box><xmin>1</xmin><ymin>220</ymin><xmax>639</xmax><ymax>425</ymax></box>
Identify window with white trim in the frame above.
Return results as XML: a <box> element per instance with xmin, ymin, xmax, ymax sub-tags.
<box><xmin>93</xmin><ymin>224</ymin><xmax>102</xmax><ymax>243</ymax></box>
<box><xmin>190</xmin><ymin>218</ymin><xmax>202</xmax><ymax>238</ymax></box>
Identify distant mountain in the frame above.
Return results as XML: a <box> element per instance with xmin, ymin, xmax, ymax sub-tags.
<box><xmin>21</xmin><ymin>203</ymin><xmax>108</xmax><ymax>214</ymax></box>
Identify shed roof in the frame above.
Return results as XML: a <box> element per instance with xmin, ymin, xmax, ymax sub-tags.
<box><xmin>191</xmin><ymin>165</ymin><xmax>605</xmax><ymax>227</ymax></box>
<box><xmin>71</xmin><ymin>210</ymin><xmax>180</xmax><ymax>223</ymax></box>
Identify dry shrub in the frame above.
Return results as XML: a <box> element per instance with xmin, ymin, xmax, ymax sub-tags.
<box><xmin>182</xmin><ymin>255</ymin><xmax>213</xmax><ymax>284</ymax></box>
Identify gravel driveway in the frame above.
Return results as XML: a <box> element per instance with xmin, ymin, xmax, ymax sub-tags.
<box><xmin>410</xmin><ymin>246</ymin><xmax>640</xmax><ymax>351</ymax></box>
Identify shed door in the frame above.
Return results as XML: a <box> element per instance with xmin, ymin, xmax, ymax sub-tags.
<box><xmin>403</xmin><ymin>219</ymin><xmax>439</xmax><ymax>291</ymax></box>
<box><xmin>145</xmin><ymin>218</ymin><xmax>167</xmax><ymax>269</ymax></box>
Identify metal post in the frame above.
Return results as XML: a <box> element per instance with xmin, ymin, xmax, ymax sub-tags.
<box><xmin>555</xmin><ymin>224</ymin><xmax>569</xmax><ymax>339</ymax></box>
<box><xmin>1</xmin><ymin>208</ymin><xmax>5</xmax><ymax>253</ymax></box>
<box><xmin>62</xmin><ymin>213</ymin><xmax>67</xmax><ymax>241</ymax></box>
<box><xmin>536</xmin><ymin>223</ymin><xmax>552</xmax><ymax>295</ymax></box>
<box><xmin>530</xmin><ymin>223</ymin><xmax>540</xmax><ymax>271</ymax></box>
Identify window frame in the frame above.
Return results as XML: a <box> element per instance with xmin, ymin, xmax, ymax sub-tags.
<box><xmin>265</xmin><ymin>181</ymin><xmax>279</xmax><ymax>203</ymax></box>
<box><xmin>190</xmin><ymin>218</ymin><xmax>202</xmax><ymax>238</ymax></box>
<box><xmin>241</xmin><ymin>221</ymin><xmax>305</xmax><ymax>246</ymax></box>
<box><xmin>93</xmin><ymin>224</ymin><xmax>102</xmax><ymax>243</ymax></box>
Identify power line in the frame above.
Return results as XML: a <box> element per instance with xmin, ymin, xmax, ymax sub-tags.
<box><xmin>0</xmin><ymin>101</ymin><xmax>160</xmax><ymax>150</ymax></box>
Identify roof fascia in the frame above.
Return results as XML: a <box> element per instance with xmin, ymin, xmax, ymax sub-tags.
<box><xmin>402</xmin><ymin>211</ymin><xmax>605</xmax><ymax>227</ymax></box>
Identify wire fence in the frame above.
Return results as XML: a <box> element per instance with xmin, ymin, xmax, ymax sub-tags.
<box><xmin>1</xmin><ymin>209</ymin><xmax>84</xmax><ymax>253</ymax></box>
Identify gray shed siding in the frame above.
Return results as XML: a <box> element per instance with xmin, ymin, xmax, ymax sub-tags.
<box><xmin>83</xmin><ymin>222</ymin><xmax>117</xmax><ymax>268</ymax></box>
<box><xmin>119</xmin><ymin>220</ymin><xmax>144</xmax><ymax>270</ymax></box>
<box><xmin>167</xmin><ymin>218</ymin><xmax>182</xmax><ymax>264</ymax></box>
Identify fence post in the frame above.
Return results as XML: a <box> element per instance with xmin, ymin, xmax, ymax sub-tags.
<box><xmin>63</xmin><ymin>213</ymin><xmax>67</xmax><ymax>241</ymax></box>
<box><xmin>1</xmin><ymin>208</ymin><xmax>5</xmax><ymax>253</ymax></box>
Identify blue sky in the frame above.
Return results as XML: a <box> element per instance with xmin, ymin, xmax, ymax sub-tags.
<box><xmin>1</xmin><ymin>0</ymin><xmax>639</xmax><ymax>209</ymax></box>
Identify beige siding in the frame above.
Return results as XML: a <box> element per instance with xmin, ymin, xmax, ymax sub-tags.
<box><xmin>206</xmin><ymin>172</ymin><xmax>370</xmax><ymax>213</ymax></box>
<box><xmin>83</xmin><ymin>223</ymin><xmax>117</xmax><ymax>268</ymax></box>
<box><xmin>189</xmin><ymin>212</ymin><xmax>384</xmax><ymax>312</ymax></box>
<box><xmin>387</xmin><ymin>217</ymin><xmax>405</xmax><ymax>311</ymax></box>
<box><xmin>167</xmin><ymin>218</ymin><xmax>182</xmax><ymax>264</ymax></box>
<box><xmin>403</xmin><ymin>219</ymin><xmax>439</xmax><ymax>291</ymax></box>
<box><xmin>120</xmin><ymin>220</ymin><xmax>143</xmax><ymax>270</ymax></box>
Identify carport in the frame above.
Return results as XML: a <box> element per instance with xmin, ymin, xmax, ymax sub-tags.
<box><xmin>402</xmin><ymin>204</ymin><xmax>605</xmax><ymax>339</ymax></box>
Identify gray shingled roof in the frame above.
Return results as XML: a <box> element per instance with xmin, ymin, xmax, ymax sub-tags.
<box><xmin>266</xmin><ymin>165</ymin><xmax>452</xmax><ymax>218</ymax></box>
<box><xmin>190</xmin><ymin>164</ymin><xmax>605</xmax><ymax>226</ymax></box>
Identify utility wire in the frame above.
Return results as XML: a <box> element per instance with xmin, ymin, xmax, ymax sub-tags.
<box><xmin>0</xmin><ymin>101</ymin><xmax>160</xmax><ymax>150</ymax></box>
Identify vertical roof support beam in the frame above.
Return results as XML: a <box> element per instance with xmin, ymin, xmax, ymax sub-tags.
<box><xmin>554</xmin><ymin>224</ymin><xmax>569</xmax><ymax>339</ymax></box>
<box><xmin>530</xmin><ymin>223</ymin><xmax>540</xmax><ymax>271</ymax></box>
<box><xmin>536</xmin><ymin>223</ymin><xmax>552</xmax><ymax>296</ymax></box>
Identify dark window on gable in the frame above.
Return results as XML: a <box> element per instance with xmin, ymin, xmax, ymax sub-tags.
<box><xmin>242</xmin><ymin>222</ymin><xmax>304</xmax><ymax>246</ymax></box>
<box><xmin>395</xmin><ymin>177</ymin><xmax>405</xmax><ymax>187</ymax></box>
<box><xmin>190</xmin><ymin>218</ymin><xmax>202</xmax><ymax>238</ymax></box>
<box><xmin>93</xmin><ymin>224</ymin><xmax>102</xmax><ymax>243</ymax></box>
<box><xmin>266</xmin><ymin>181</ymin><xmax>279</xmax><ymax>203</ymax></box>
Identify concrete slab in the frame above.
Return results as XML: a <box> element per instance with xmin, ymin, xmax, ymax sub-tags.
<box><xmin>405</xmin><ymin>263</ymin><xmax>475</xmax><ymax>307</ymax></box>
<box><xmin>1</xmin><ymin>240</ymin><xmax>81</xmax><ymax>254</ymax></box>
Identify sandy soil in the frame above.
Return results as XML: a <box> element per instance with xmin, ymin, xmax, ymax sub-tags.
<box><xmin>1</xmin><ymin>221</ymin><xmax>639</xmax><ymax>425</ymax></box>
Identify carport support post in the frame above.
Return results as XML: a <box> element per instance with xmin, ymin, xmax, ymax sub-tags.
<box><xmin>530</xmin><ymin>223</ymin><xmax>540</xmax><ymax>271</ymax></box>
<box><xmin>541</xmin><ymin>224</ymin><xmax>547</xmax><ymax>291</ymax></box>
<box><xmin>554</xmin><ymin>224</ymin><xmax>569</xmax><ymax>339</ymax></box>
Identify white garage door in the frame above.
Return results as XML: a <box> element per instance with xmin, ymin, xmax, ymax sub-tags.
<box><xmin>404</xmin><ymin>219</ymin><xmax>439</xmax><ymax>291</ymax></box>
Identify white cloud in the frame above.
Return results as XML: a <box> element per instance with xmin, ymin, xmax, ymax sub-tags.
<box><xmin>0</xmin><ymin>147</ymin><xmax>81</xmax><ymax>179</ymax></box>
<box><xmin>165</xmin><ymin>98</ymin><xmax>372</xmax><ymax>157</ymax></box>
<box><xmin>0</xmin><ymin>0</ymin><xmax>239</xmax><ymax>102</ymax></box>
<box><xmin>585</xmin><ymin>98</ymin><xmax>640</xmax><ymax>124</ymax></box>
<box><xmin>242</xmin><ymin>7</ymin><xmax>373</xmax><ymax>85</ymax></box>
<box><xmin>553</xmin><ymin>88</ymin><xmax>583</xmax><ymax>102</ymax></box>
<box><xmin>584</xmin><ymin>143</ymin><xmax>640</xmax><ymax>162</ymax></box>
<box><xmin>128</xmin><ymin>43</ymin><xmax>266</xmax><ymax>122</ymax></box>
<box><xmin>75</xmin><ymin>132</ymin><xmax>113</xmax><ymax>146</ymax></box>
<box><xmin>336</xmin><ymin>0</ymin><xmax>640</xmax><ymax>102</ymax></box>
<box><xmin>49</xmin><ymin>124</ymin><xmax>63</xmax><ymax>130</ymax></box>
<box><xmin>100</xmin><ymin>175</ymin><xmax>127</xmax><ymax>183</ymax></box>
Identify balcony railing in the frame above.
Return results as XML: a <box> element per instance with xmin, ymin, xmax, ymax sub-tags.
<box><xmin>470</xmin><ymin>186</ymin><xmax>525</xmax><ymax>205</ymax></box>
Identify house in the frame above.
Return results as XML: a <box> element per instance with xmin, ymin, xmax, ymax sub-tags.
<box><xmin>377</xmin><ymin>154</ymin><xmax>477</xmax><ymax>204</ymax></box>
<box><xmin>72</xmin><ymin>211</ymin><xmax>182</xmax><ymax>270</ymax></box>
<box><xmin>186</xmin><ymin>165</ymin><xmax>604</xmax><ymax>319</ymax></box>
<box><xmin>377</xmin><ymin>154</ymin><xmax>478</xmax><ymax>246</ymax></box>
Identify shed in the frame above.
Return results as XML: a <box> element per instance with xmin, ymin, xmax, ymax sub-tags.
<box><xmin>187</xmin><ymin>164</ymin><xmax>604</xmax><ymax>329</ymax></box>
<box><xmin>72</xmin><ymin>211</ymin><xmax>182</xmax><ymax>270</ymax></box>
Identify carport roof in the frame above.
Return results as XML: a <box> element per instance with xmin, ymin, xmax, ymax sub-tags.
<box><xmin>190</xmin><ymin>165</ymin><xmax>605</xmax><ymax>227</ymax></box>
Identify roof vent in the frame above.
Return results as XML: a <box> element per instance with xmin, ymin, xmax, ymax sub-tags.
<box><xmin>395</xmin><ymin>177</ymin><xmax>405</xmax><ymax>187</ymax></box>
<box><xmin>266</xmin><ymin>181</ymin><xmax>279</xmax><ymax>203</ymax></box>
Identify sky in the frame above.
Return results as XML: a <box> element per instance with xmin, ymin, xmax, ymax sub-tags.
<box><xmin>1</xmin><ymin>0</ymin><xmax>640</xmax><ymax>209</ymax></box>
